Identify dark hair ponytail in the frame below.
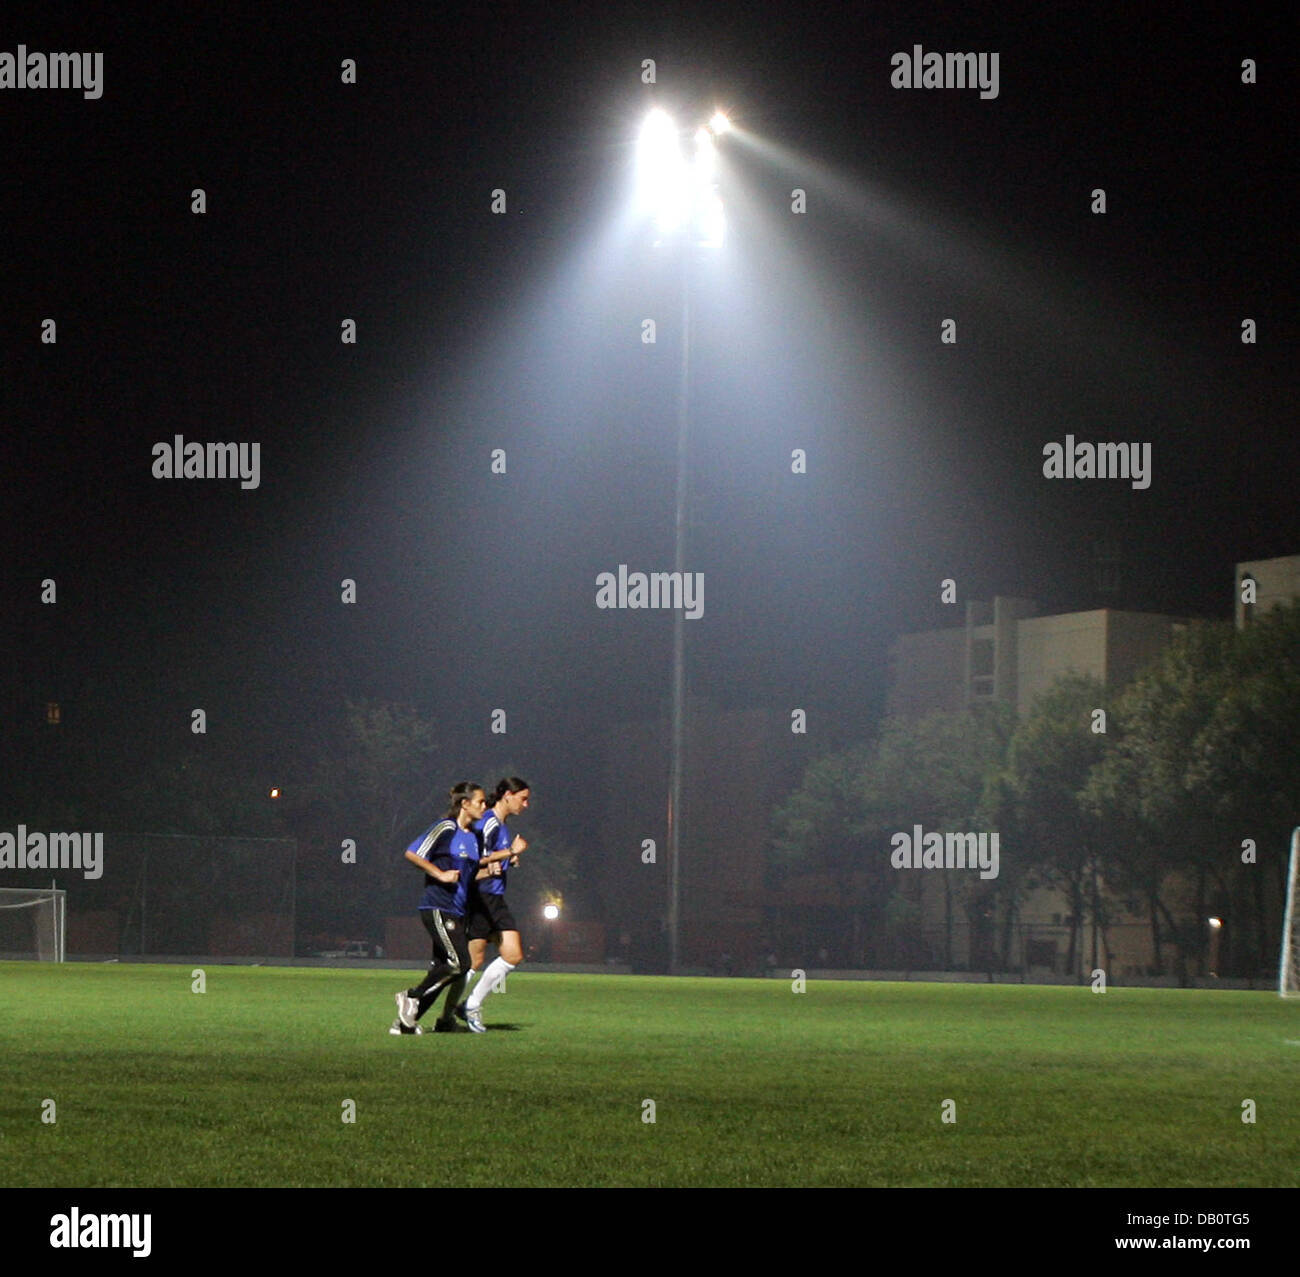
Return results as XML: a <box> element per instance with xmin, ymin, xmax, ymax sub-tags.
<box><xmin>446</xmin><ymin>781</ymin><xmax>484</xmax><ymax>819</ymax></box>
<box><xmin>492</xmin><ymin>776</ymin><xmax>529</xmax><ymax>803</ymax></box>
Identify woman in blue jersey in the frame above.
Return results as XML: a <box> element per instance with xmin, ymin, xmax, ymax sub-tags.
<box><xmin>392</xmin><ymin>781</ymin><xmax>524</xmax><ymax>1035</ymax></box>
<box><xmin>458</xmin><ymin>777</ymin><xmax>530</xmax><ymax>1033</ymax></box>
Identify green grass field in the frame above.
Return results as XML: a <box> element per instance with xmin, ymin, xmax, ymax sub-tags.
<box><xmin>1</xmin><ymin>962</ymin><xmax>1296</xmax><ymax>1188</ymax></box>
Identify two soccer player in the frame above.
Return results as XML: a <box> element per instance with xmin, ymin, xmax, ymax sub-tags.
<box><xmin>392</xmin><ymin>777</ymin><xmax>529</xmax><ymax>1035</ymax></box>
<box><xmin>391</xmin><ymin>782</ymin><xmax>517</xmax><ymax>1035</ymax></box>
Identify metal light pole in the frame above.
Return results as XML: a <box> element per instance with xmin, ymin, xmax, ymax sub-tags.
<box><xmin>638</xmin><ymin>109</ymin><xmax>728</xmax><ymax>974</ymax></box>
<box><xmin>667</xmin><ymin>244</ymin><xmax>692</xmax><ymax>974</ymax></box>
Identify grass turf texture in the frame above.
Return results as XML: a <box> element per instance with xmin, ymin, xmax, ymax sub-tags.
<box><xmin>1</xmin><ymin>962</ymin><xmax>1296</xmax><ymax>1188</ymax></box>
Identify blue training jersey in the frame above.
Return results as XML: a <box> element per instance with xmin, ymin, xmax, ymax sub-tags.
<box><xmin>474</xmin><ymin>811</ymin><xmax>513</xmax><ymax>896</ymax></box>
<box><xmin>408</xmin><ymin>819</ymin><xmax>480</xmax><ymax>915</ymax></box>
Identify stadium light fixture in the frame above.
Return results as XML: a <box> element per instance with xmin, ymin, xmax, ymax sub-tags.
<box><xmin>637</xmin><ymin>108</ymin><xmax>728</xmax><ymax>246</ymax></box>
<box><xmin>637</xmin><ymin>108</ymin><xmax>689</xmax><ymax>235</ymax></box>
<box><xmin>543</xmin><ymin>903</ymin><xmax>560</xmax><ymax>921</ymax></box>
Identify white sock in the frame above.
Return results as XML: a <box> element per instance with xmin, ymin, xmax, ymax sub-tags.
<box><xmin>467</xmin><ymin>957</ymin><xmax>516</xmax><ymax>1011</ymax></box>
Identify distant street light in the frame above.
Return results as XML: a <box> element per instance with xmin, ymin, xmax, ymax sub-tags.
<box><xmin>1208</xmin><ymin>916</ymin><xmax>1223</xmax><ymax>978</ymax></box>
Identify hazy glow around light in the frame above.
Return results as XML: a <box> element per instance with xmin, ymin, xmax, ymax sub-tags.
<box><xmin>694</xmin><ymin>127</ymin><xmax>716</xmax><ymax>184</ymax></box>
<box><xmin>543</xmin><ymin>904</ymin><xmax>560</xmax><ymax>920</ymax></box>
<box><xmin>698</xmin><ymin>191</ymin><xmax>725</xmax><ymax>247</ymax></box>
<box><xmin>709</xmin><ymin>111</ymin><xmax>731</xmax><ymax>136</ymax></box>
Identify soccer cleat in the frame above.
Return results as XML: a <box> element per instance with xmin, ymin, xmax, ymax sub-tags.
<box><xmin>453</xmin><ymin>1002</ymin><xmax>468</xmax><ymax>1023</ymax></box>
<box><xmin>465</xmin><ymin>1006</ymin><xmax>486</xmax><ymax>1034</ymax></box>
<box><xmin>388</xmin><ymin>1019</ymin><xmax>423</xmax><ymax>1035</ymax></box>
<box><xmin>432</xmin><ymin>1018</ymin><xmax>458</xmax><ymax>1033</ymax></box>
<box><xmin>395</xmin><ymin>990</ymin><xmax>417</xmax><ymax>1028</ymax></box>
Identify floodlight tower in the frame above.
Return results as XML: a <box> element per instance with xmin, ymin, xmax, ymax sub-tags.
<box><xmin>636</xmin><ymin>108</ymin><xmax>730</xmax><ymax>973</ymax></box>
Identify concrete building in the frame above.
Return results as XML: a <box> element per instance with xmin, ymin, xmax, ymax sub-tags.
<box><xmin>1015</xmin><ymin>609</ymin><xmax>1190</xmax><ymax>710</ymax></box>
<box><xmin>887</xmin><ymin>597</ymin><xmax>1038</xmax><ymax>717</ymax></box>
<box><xmin>1236</xmin><ymin>553</ymin><xmax>1300</xmax><ymax>629</ymax></box>
<box><xmin>887</xmin><ymin>596</ymin><xmax>1191</xmax><ymax>719</ymax></box>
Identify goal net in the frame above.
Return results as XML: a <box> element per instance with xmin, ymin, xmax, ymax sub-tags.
<box><xmin>0</xmin><ymin>887</ymin><xmax>66</xmax><ymax>961</ymax></box>
<box><xmin>1282</xmin><ymin>827</ymin><xmax>1299</xmax><ymax>998</ymax></box>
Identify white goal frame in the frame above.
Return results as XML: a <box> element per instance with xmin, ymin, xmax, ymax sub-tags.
<box><xmin>0</xmin><ymin>887</ymin><xmax>66</xmax><ymax>961</ymax></box>
<box><xmin>1281</xmin><ymin>827</ymin><xmax>1299</xmax><ymax>998</ymax></box>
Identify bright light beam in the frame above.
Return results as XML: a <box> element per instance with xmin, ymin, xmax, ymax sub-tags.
<box><xmin>693</xmin><ymin>127</ymin><xmax>725</xmax><ymax>246</ymax></box>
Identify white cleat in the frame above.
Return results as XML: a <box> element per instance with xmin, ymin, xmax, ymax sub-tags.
<box><xmin>395</xmin><ymin>990</ymin><xmax>417</xmax><ymax>1028</ymax></box>
<box><xmin>465</xmin><ymin>1006</ymin><xmax>486</xmax><ymax>1034</ymax></box>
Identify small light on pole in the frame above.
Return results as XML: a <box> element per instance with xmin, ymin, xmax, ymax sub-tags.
<box><xmin>1207</xmin><ymin>916</ymin><xmax>1222</xmax><ymax>978</ymax></box>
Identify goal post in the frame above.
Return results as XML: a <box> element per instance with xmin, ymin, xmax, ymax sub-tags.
<box><xmin>0</xmin><ymin>887</ymin><xmax>66</xmax><ymax>961</ymax></box>
<box><xmin>1281</xmin><ymin>827</ymin><xmax>1299</xmax><ymax>998</ymax></box>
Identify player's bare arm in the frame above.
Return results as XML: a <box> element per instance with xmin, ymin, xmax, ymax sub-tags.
<box><xmin>404</xmin><ymin>850</ymin><xmax>458</xmax><ymax>883</ymax></box>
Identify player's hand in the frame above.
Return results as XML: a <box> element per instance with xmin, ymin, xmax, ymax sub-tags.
<box><xmin>489</xmin><ymin>861</ymin><xmax>503</xmax><ymax>876</ymax></box>
<box><xmin>509</xmin><ymin>855</ymin><xmax>520</xmax><ymax>866</ymax></box>
<box><xmin>511</xmin><ymin>835</ymin><xmax>527</xmax><ymax>854</ymax></box>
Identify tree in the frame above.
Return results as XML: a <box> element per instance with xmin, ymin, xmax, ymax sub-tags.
<box><xmin>868</xmin><ymin>705</ymin><xmax>1015</xmax><ymax>967</ymax></box>
<box><xmin>1085</xmin><ymin>622</ymin><xmax>1237</xmax><ymax>978</ymax></box>
<box><xmin>986</xmin><ymin>675</ymin><xmax>1109</xmax><ymax>978</ymax></box>
<box><xmin>282</xmin><ymin>699</ymin><xmax>440</xmax><ymax>940</ymax></box>
<box><xmin>771</xmin><ymin>705</ymin><xmax>1013</xmax><ymax>967</ymax></box>
<box><xmin>1187</xmin><ymin>603</ymin><xmax>1300</xmax><ymax>973</ymax></box>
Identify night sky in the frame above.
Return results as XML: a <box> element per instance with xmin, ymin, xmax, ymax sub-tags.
<box><xmin>3</xmin><ymin>3</ymin><xmax>1294</xmax><ymax>844</ymax></box>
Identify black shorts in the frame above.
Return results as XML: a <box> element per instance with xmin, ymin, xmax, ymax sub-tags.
<box><xmin>467</xmin><ymin>893</ymin><xmax>518</xmax><ymax>941</ymax></box>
